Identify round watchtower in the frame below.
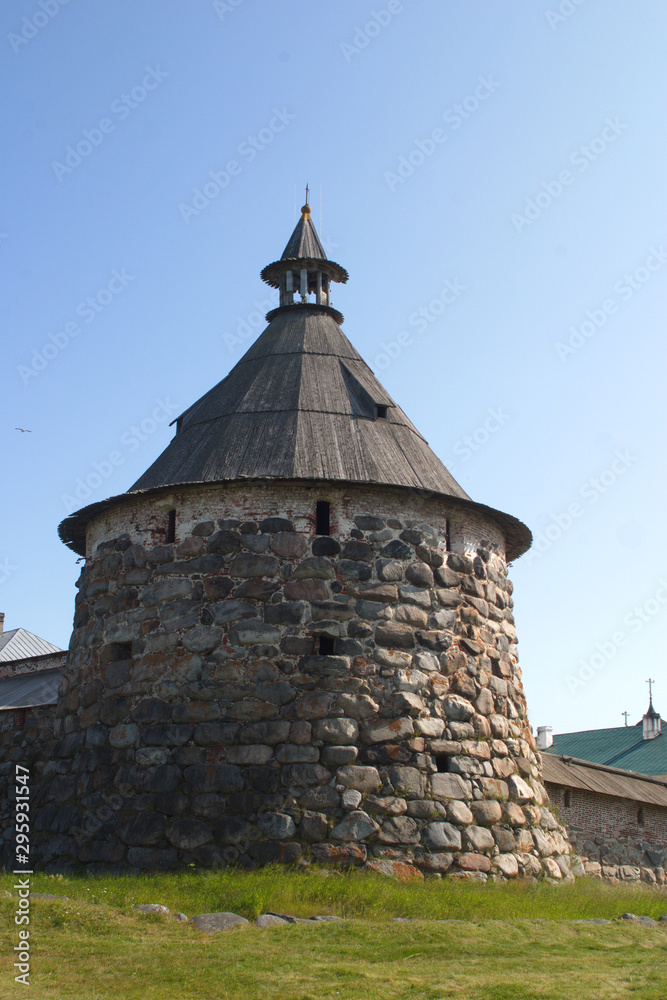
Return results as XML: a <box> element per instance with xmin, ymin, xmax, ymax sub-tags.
<box><xmin>42</xmin><ymin>203</ymin><xmax>572</xmax><ymax>880</ymax></box>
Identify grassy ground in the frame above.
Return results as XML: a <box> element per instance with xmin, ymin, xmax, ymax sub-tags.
<box><xmin>1</xmin><ymin>869</ymin><xmax>666</xmax><ymax>999</ymax></box>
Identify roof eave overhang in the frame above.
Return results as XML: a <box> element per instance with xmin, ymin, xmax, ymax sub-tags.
<box><xmin>261</xmin><ymin>258</ymin><xmax>349</xmax><ymax>288</ymax></box>
<box><xmin>58</xmin><ymin>477</ymin><xmax>532</xmax><ymax>561</ymax></box>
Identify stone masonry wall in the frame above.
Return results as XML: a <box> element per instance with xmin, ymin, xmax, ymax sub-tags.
<box><xmin>1</xmin><ymin>705</ymin><xmax>58</xmax><ymax>866</ymax></box>
<box><xmin>547</xmin><ymin>783</ymin><xmax>667</xmax><ymax>886</ymax></box>
<box><xmin>33</xmin><ymin>481</ymin><xmax>572</xmax><ymax>879</ymax></box>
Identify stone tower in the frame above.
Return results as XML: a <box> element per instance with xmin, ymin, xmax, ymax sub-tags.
<box><xmin>44</xmin><ymin>202</ymin><xmax>572</xmax><ymax>879</ymax></box>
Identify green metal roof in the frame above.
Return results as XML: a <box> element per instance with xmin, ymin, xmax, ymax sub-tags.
<box><xmin>547</xmin><ymin>724</ymin><xmax>667</xmax><ymax>776</ymax></box>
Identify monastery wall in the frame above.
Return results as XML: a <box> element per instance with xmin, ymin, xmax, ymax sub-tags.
<box><xmin>547</xmin><ymin>782</ymin><xmax>667</xmax><ymax>885</ymax></box>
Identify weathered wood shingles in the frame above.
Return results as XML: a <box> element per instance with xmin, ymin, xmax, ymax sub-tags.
<box><xmin>131</xmin><ymin>307</ymin><xmax>472</xmax><ymax>499</ymax></box>
<box><xmin>59</xmin><ymin>212</ymin><xmax>532</xmax><ymax>561</ymax></box>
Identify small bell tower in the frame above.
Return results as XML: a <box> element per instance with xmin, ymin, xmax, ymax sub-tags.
<box><xmin>260</xmin><ymin>187</ymin><xmax>348</xmax><ymax>319</ymax></box>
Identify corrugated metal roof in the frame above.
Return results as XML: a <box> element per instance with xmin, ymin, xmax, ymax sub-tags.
<box><xmin>0</xmin><ymin>668</ymin><xmax>64</xmax><ymax>710</ymax></box>
<box><xmin>57</xmin><ymin>210</ymin><xmax>533</xmax><ymax>562</ymax></box>
<box><xmin>547</xmin><ymin>723</ymin><xmax>667</xmax><ymax>777</ymax></box>
<box><xmin>541</xmin><ymin>753</ymin><xmax>667</xmax><ymax>807</ymax></box>
<box><xmin>0</xmin><ymin>629</ymin><xmax>64</xmax><ymax>662</ymax></box>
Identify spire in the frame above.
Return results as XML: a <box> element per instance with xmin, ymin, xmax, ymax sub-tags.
<box><xmin>281</xmin><ymin>186</ymin><xmax>327</xmax><ymax>261</ymax></box>
<box><xmin>262</xmin><ymin>190</ymin><xmax>347</xmax><ymax>315</ymax></box>
<box><xmin>642</xmin><ymin>679</ymin><xmax>661</xmax><ymax>740</ymax></box>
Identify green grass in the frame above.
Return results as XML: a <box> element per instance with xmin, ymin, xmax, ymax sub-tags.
<box><xmin>4</xmin><ymin>866</ymin><xmax>666</xmax><ymax>922</ymax></box>
<box><xmin>1</xmin><ymin>870</ymin><xmax>666</xmax><ymax>999</ymax></box>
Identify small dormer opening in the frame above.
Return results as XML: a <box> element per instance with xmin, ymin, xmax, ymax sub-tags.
<box><xmin>166</xmin><ymin>509</ymin><xmax>176</xmax><ymax>543</ymax></box>
<box><xmin>316</xmin><ymin>500</ymin><xmax>330</xmax><ymax>536</ymax></box>
<box><xmin>376</xmin><ymin>404</ymin><xmax>388</xmax><ymax>420</ymax></box>
<box><xmin>318</xmin><ymin>636</ymin><xmax>336</xmax><ymax>656</ymax></box>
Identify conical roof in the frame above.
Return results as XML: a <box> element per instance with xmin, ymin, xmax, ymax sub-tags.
<box><xmin>58</xmin><ymin>204</ymin><xmax>532</xmax><ymax>560</ymax></box>
<box><xmin>281</xmin><ymin>206</ymin><xmax>327</xmax><ymax>260</ymax></box>
<box><xmin>130</xmin><ymin>307</ymin><xmax>469</xmax><ymax>496</ymax></box>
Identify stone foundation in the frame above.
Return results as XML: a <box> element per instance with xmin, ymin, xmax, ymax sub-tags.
<box><xmin>29</xmin><ymin>481</ymin><xmax>572</xmax><ymax>878</ymax></box>
<box><xmin>547</xmin><ymin>783</ymin><xmax>666</xmax><ymax>886</ymax></box>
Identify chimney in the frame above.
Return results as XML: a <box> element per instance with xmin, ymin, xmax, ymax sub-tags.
<box><xmin>536</xmin><ymin>726</ymin><xmax>553</xmax><ymax>749</ymax></box>
<box><xmin>0</xmin><ymin>612</ymin><xmax>4</xmax><ymax>634</ymax></box>
<box><xmin>642</xmin><ymin>700</ymin><xmax>661</xmax><ymax>740</ymax></box>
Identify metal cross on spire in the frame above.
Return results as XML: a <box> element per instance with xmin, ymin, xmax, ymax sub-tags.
<box><xmin>647</xmin><ymin>678</ymin><xmax>655</xmax><ymax>701</ymax></box>
<box><xmin>305</xmin><ymin>183</ymin><xmax>310</xmax><ymax>206</ymax></box>
<box><xmin>622</xmin><ymin>711</ymin><xmax>630</xmax><ymax>727</ymax></box>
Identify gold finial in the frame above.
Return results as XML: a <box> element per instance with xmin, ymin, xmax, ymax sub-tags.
<box><xmin>301</xmin><ymin>183</ymin><xmax>310</xmax><ymax>218</ymax></box>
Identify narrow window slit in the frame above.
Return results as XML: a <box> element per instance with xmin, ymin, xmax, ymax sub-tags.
<box><xmin>316</xmin><ymin>500</ymin><xmax>330</xmax><ymax>536</ymax></box>
<box><xmin>434</xmin><ymin>755</ymin><xmax>449</xmax><ymax>773</ymax></box>
<box><xmin>14</xmin><ymin>708</ymin><xmax>27</xmax><ymax>729</ymax></box>
<box><xmin>166</xmin><ymin>509</ymin><xmax>176</xmax><ymax>543</ymax></box>
<box><xmin>318</xmin><ymin>636</ymin><xmax>336</xmax><ymax>656</ymax></box>
<box><xmin>637</xmin><ymin>807</ymin><xmax>644</xmax><ymax>826</ymax></box>
<box><xmin>563</xmin><ymin>789</ymin><xmax>572</xmax><ymax>808</ymax></box>
<box><xmin>110</xmin><ymin>642</ymin><xmax>132</xmax><ymax>661</ymax></box>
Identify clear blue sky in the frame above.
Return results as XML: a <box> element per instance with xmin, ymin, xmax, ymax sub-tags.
<box><xmin>2</xmin><ymin>0</ymin><xmax>665</xmax><ymax>735</ymax></box>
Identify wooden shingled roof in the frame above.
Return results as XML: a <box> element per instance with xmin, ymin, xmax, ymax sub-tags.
<box><xmin>131</xmin><ymin>306</ymin><xmax>471</xmax><ymax>499</ymax></box>
<box><xmin>58</xmin><ymin>207</ymin><xmax>533</xmax><ymax>560</ymax></box>
<box><xmin>281</xmin><ymin>206</ymin><xmax>327</xmax><ymax>260</ymax></box>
